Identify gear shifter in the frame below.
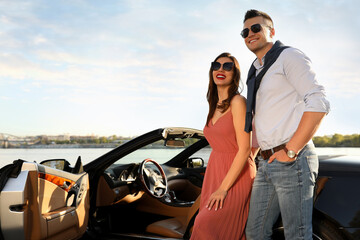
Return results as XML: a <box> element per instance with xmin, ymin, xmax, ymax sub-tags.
<box><xmin>168</xmin><ymin>190</ymin><xmax>176</xmax><ymax>201</ymax></box>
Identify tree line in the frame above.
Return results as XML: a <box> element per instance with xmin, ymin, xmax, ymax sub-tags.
<box><xmin>313</xmin><ymin>134</ymin><xmax>360</xmax><ymax>147</ymax></box>
<box><xmin>34</xmin><ymin>133</ymin><xmax>360</xmax><ymax>148</ymax></box>
<box><xmin>47</xmin><ymin>136</ymin><xmax>200</xmax><ymax>147</ymax></box>
<box><xmin>46</xmin><ymin>135</ymin><xmax>131</xmax><ymax>145</ymax></box>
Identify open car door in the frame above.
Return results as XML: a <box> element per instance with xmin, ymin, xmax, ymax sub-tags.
<box><xmin>0</xmin><ymin>159</ymin><xmax>89</xmax><ymax>240</ymax></box>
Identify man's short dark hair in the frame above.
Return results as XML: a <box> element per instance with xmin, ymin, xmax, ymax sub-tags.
<box><xmin>243</xmin><ymin>9</ymin><xmax>273</xmax><ymax>28</ymax></box>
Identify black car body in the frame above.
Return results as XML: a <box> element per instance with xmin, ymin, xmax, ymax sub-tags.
<box><xmin>0</xmin><ymin>127</ymin><xmax>359</xmax><ymax>240</ymax></box>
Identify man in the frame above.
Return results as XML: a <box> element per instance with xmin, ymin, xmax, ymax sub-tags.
<box><xmin>242</xmin><ymin>9</ymin><xmax>330</xmax><ymax>240</ymax></box>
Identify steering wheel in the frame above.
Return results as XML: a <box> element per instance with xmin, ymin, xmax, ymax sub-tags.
<box><xmin>139</xmin><ymin>159</ymin><xmax>168</xmax><ymax>198</ymax></box>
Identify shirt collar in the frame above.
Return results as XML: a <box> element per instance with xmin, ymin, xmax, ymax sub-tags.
<box><xmin>253</xmin><ymin>56</ymin><xmax>265</xmax><ymax>70</ymax></box>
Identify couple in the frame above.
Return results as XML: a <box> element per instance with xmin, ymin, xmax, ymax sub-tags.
<box><xmin>190</xmin><ymin>9</ymin><xmax>330</xmax><ymax>240</ymax></box>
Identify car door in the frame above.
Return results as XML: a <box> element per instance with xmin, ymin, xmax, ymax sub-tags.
<box><xmin>0</xmin><ymin>160</ymin><xmax>89</xmax><ymax>240</ymax></box>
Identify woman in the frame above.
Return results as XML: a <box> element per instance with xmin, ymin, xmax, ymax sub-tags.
<box><xmin>191</xmin><ymin>53</ymin><xmax>256</xmax><ymax>240</ymax></box>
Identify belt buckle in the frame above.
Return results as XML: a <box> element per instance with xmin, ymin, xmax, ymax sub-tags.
<box><xmin>261</xmin><ymin>145</ymin><xmax>281</xmax><ymax>160</ymax></box>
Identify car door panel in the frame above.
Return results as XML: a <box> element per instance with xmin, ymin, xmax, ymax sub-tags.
<box><xmin>1</xmin><ymin>170</ymin><xmax>34</xmax><ymax>240</ymax></box>
<box><xmin>38</xmin><ymin>177</ymin><xmax>68</xmax><ymax>213</ymax></box>
<box><xmin>181</xmin><ymin>167</ymin><xmax>206</xmax><ymax>189</ymax></box>
<box><xmin>44</xmin><ymin>207</ymin><xmax>77</xmax><ymax>240</ymax></box>
<box><xmin>0</xmin><ymin>162</ymin><xmax>89</xmax><ymax>240</ymax></box>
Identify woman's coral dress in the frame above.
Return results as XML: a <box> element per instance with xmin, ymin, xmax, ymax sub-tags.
<box><xmin>191</xmin><ymin>110</ymin><xmax>256</xmax><ymax>240</ymax></box>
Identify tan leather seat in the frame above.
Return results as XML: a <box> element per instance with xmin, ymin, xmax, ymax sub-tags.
<box><xmin>146</xmin><ymin>195</ymin><xmax>201</xmax><ymax>238</ymax></box>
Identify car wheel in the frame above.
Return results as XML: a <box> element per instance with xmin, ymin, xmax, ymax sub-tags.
<box><xmin>313</xmin><ymin>218</ymin><xmax>346</xmax><ymax>240</ymax></box>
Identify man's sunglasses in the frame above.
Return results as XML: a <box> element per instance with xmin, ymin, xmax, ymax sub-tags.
<box><xmin>211</xmin><ymin>62</ymin><xmax>234</xmax><ymax>71</ymax></box>
<box><xmin>241</xmin><ymin>23</ymin><xmax>267</xmax><ymax>38</ymax></box>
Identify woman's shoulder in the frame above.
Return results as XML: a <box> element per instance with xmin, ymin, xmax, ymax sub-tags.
<box><xmin>230</xmin><ymin>94</ymin><xmax>246</xmax><ymax>114</ymax></box>
<box><xmin>230</xmin><ymin>94</ymin><xmax>246</xmax><ymax>105</ymax></box>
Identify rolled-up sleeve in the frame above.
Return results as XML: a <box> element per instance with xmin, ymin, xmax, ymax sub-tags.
<box><xmin>283</xmin><ymin>48</ymin><xmax>330</xmax><ymax>114</ymax></box>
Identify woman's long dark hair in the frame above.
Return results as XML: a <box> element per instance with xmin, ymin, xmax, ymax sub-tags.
<box><xmin>206</xmin><ymin>52</ymin><xmax>242</xmax><ymax>126</ymax></box>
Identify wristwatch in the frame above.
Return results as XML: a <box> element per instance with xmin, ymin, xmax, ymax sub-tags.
<box><xmin>284</xmin><ymin>146</ymin><xmax>297</xmax><ymax>158</ymax></box>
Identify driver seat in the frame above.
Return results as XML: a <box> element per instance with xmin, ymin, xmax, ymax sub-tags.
<box><xmin>145</xmin><ymin>195</ymin><xmax>201</xmax><ymax>238</ymax></box>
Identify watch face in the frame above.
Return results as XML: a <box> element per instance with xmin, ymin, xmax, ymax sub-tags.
<box><xmin>287</xmin><ymin>150</ymin><xmax>296</xmax><ymax>158</ymax></box>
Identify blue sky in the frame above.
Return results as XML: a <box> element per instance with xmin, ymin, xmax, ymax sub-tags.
<box><xmin>0</xmin><ymin>0</ymin><xmax>359</xmax><ymax>137</ymax></box>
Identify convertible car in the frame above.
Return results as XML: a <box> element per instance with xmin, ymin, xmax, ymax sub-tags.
<box><xmin>0</xmin><ymin>127</ymin><xmax>359</xmax><ymax>240</ymax></box>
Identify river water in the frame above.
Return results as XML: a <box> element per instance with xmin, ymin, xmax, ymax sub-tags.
<box><xmin>0</xmin><ymin>147</ymin><xmax>360</xmax><ymax>169</ymax></box>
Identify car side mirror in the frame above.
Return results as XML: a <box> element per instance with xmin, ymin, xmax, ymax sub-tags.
<box><xmin>187</xmin><ymin>157</ymin><xmax>204</xmax><ymax>168</ymax></box>
<box><xmin>40</xmin><ymin>159</ymin><xmax>71</xmax><ymax>171</ymax></box>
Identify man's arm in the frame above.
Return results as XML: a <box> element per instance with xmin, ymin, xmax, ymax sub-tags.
<box><xmin>268</xmin><ymin>48</ymin><xmax>330</xmax><ymax>163</ymax></box>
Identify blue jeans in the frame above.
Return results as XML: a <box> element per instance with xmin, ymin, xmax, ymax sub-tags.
<box><xmin>245</xmin><ymin>144</ymin><xmax>318</xmax><ymax>240</ymax></box>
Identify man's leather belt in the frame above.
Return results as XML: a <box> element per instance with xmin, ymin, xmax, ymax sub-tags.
<box><xmin>260</xmin><ymin>144</ymin><xmax>286</xmax><ymax>159</ymax></box>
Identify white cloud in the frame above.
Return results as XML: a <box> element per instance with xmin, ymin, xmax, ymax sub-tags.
<box><xmin>33</xmin><ymin>35</ymin><xmax>48</xmax><ymax>45</ymax></box>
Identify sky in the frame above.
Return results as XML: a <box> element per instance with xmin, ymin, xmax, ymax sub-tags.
<box><xmin>0</xmin><ymin>0</ymin><xmax>359</xmax><ymax>138</ymax></box>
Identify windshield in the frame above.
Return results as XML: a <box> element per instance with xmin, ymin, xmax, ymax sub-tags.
<box><xmin>111</xmin><ymin>138</ymin><xmax>211</xmax><ymax>165</ymax></box>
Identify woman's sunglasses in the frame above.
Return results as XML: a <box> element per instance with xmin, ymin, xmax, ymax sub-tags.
<box><xmin>241</xmin><ymin>23</ymin><xmax>265</xmax><ymax>38</ymax></box>
<box><xmin>211</xmin><ymin>62</ymin><xmax>234</xmax><ymax>71</ymax></box>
